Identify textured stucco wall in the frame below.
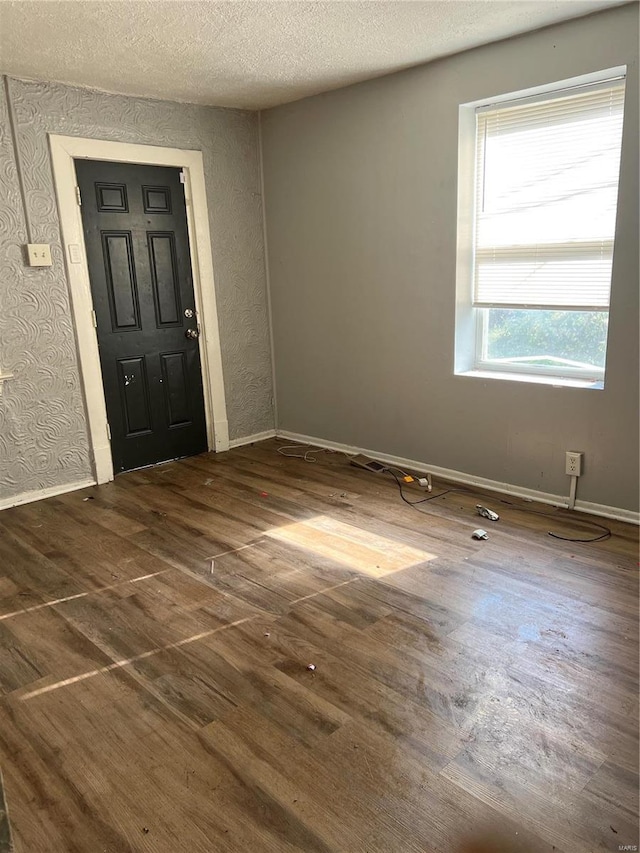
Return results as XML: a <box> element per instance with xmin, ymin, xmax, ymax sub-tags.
<box><xmin>0</xmin><ymin>77</ymin><xmax>274</xmax><ymax>501</ymax></box>
<box><xmin>261</xmin><ymin>5</ymin><xmax>639</xmax><ymax>513</ymax></box>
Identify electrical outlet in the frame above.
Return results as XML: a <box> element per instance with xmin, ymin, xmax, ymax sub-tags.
<box><xmin>565</xmin><ymin>451</ymin><xmax>583</xmax><ymax>477</ymax></box>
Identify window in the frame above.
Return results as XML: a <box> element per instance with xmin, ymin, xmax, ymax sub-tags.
<box><xmin>455</xmin><ymin>70</ymin><xmax>626</xmax><ymax>387</ymax></box>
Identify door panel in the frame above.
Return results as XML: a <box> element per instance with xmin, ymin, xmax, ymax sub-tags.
<box><xmin>148</xmin><ymin>233</ymin><xmax>181</xmax><ymax>326</ymax></box>
<box><xmin>142</xmin><ymin>185</ymin><xmax>172</xmax><ymax>214</ymax></box>
<box><xmin>102</xmin><ymin>232</ymin><xmax>140</xmax><ymax>330</ymax></box>
<box><xmin>95</xmin><ymin>182</ymin><xmax>128</xmax><ymax>212</ymax></box>
<box><xmin>75</xmin><ymin>160</ymin><xmax>208</xmax><ymax>474</ymax></box>
<box><xmin>117</xmin><ymin>356</ymin><xmax>153</xmax><ymax>436</ymax></box>
<box><xmin>160</xmin><ymin>352</ymin><xmax>193</xmax><ymax>428</ymax></box>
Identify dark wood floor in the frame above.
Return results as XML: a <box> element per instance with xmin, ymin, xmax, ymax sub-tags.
<box><xmin>0</xmin><ymin>439</ymin><xmax>637</xmax><ymax>853</ymax></box>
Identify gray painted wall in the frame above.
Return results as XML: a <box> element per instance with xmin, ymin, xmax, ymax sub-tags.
<box><xmin>0</xmin><ymin>77</ymin><xmax>274</xmax><ymax>501</ymax></box>
<box><xmin>261</xmin><ymin>5</ymin><xmax>639</xmax><ymax>512</ymax></box>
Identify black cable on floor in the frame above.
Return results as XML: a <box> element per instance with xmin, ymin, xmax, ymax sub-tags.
<box><xmin>548</xmin><ymin>527</ymin><xmax>611</xmax><ymax>543</ymax></box>
<box><xmin>498</xmin><ymin>498</ymin><xmax>611</xmax><ymax>542</ymax></box>
<box><xmin>383</xmin><ymin>468</ymin><xmax>612</xmax><ymax>544</ymax></box>
<box><xmin>384</xmin><ymin>468</ymin><xmax>470</xmax><ymax>506</ymax></box>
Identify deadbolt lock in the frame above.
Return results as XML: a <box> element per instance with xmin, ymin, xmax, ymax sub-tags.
<box><xmin>184</xmin><ymin>308</ymin><xmax>194</xmax><ymax>318</ymax></box>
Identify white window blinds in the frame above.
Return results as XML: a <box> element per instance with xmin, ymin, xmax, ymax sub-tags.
<box><xmin>473</xmin><ymin>79</ymin><xmax>626</xmax><ymax>310</ymax></box>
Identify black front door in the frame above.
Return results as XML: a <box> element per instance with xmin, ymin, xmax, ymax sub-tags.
<box><xmin>76</xmin><ymin>160</ymin><xmax>208</xmax><ymax>474</ymax></box>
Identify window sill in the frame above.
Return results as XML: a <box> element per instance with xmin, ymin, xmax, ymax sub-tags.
<box><xmin>457</xmin><ymin>368</ymin><xmax>604</xmax><ymax>389</ymax></box>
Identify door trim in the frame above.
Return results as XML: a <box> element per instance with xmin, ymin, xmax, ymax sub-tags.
<box><xmin>49</xmin><ymin>135</ymin><xmax>229</xmax><ymax>484</ymax></box>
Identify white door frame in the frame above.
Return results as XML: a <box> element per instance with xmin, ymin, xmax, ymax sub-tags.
<box><xmin>49</xmin><ymin>135</ymin><xmax>229</xmax><ymax>484</ymax></box>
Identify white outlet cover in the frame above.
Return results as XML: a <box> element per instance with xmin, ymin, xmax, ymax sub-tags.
<box><xmin>27</xmin><ymin>244</ymin><xmax>52</xmax><ymax>267</ymax></box>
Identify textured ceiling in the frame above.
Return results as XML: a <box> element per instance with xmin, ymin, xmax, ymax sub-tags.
<box><xmin>0</xmin><ymin>0</ymin><xmax>631</xmax><ymax>109</ymax></box>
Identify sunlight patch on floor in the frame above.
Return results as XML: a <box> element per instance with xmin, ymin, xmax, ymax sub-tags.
<box><xmin>265</xmin><ymin>515</ymin><xmax>436</xmax><ymax>577</ymax></box>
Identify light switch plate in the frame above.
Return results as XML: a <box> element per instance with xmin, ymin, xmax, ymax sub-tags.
<box><xmin>26</xmin><ymin>244</ymin><xmax>52</xmax><ymax>267</ymax></box>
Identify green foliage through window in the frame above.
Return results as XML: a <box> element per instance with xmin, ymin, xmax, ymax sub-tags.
<box><xmin>485</xmin><ymin>309</ymin><xmax>608</xmax><ymax>370</ymax></box>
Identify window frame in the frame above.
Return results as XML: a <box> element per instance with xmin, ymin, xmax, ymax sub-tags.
<box><xmin>454</xmin><ymin>66</ymin><xmax>626</xmax><ymax>388</ymax></box>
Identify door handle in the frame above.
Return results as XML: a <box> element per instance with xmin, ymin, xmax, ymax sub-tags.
<box><xmin>185</xmin><ymin>328</ymin><xmax>199</xmax><ymax>340</ymax></box>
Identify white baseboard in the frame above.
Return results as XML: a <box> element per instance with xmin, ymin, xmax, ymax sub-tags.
<box><xmin>0</xmin><ymin>478</ymin><xmax>96</xmax><ymax>512</ymax></box>
<box><xmin>213</xmin><ymin>418</ymin><xmax>230</xmax><ymax>453</ymax></box>
<box><xmin>276</xmin><ymin>429</ymin><xmax>639</xmax><ymax>525</ymax></box>
<box><xmin>228</xmin><ymin>429</ymin><xmax>276</xmax><ymax>449</ymax></box>
<box><xmin>4</xmin><ymin>435</ymin><xmax>635</xmax><ymax>525</ymax></box>
<box><xmin>573</xmin><ymin>499</ymin><xmax>639</xmax><ymax>525</ymax></box>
